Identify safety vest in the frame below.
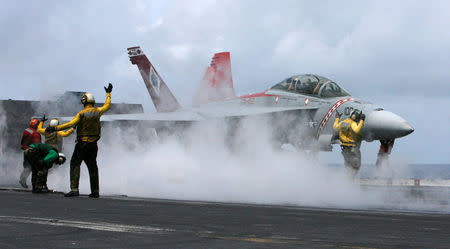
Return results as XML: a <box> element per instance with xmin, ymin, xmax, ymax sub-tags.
<box><xmin>21</xmin><ymin>128</ymin><xmax>41</xmax><ymax>150</ymax></box>
<box><xmin>44</xmin><ymin>131</ymin><xmax>63</xmax><ymax>151</ymax></box>
<box><xmin>56</xmin><ymin>93</ymin><xmax>110</xmax><ymax>143</ymax></box>
<box><xmin>76</xmin><ymin>108</ymin><xmax>101</xmax><ymax>142</ymax></box>
<box><xmin>333</xmin><ymin>118</ymin><xmax>364</xmax><ymax>147</ymax></box>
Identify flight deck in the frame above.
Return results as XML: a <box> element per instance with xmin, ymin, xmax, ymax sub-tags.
<box><xmin>0</xmin><ymin>185</ymin><xmax>448</xmax><ymax>249</ymax></box>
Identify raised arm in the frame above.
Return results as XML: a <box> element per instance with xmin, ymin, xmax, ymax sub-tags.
<box><xmin>351</xmin><ymin>120</ymin><xmax>364</xmax><ymax>134</ymax></box>
<box><xmin>37</xmin><ymin>115</ymin><xmax>48</xmax><ymax>134</ymax></box>
<box><xmin>98</xmin><ymin>83</ymin><xmax>113</xmax><ymax>115</ymax></box>
<box><xmin>37</xmin><ymin>121</ymin><xmax>45</xmax><ymax>134</ymax></box>
<box><xmin>351</xmin><ymin>113</ymin><xmax>366</xmax><ymax>135</ymax></box>
<box><xmin>333</xmin><ymin>111</ymin><xmax>342</xmax><ymax>131</ymax></box>
<box><xmin>98</xmin><ymin>93</ymin><xmax>111</xmax><ymax>115</ymax></box>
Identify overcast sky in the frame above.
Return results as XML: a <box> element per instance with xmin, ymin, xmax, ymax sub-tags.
<box><xmin>1</xmin><ymin>0</ymin><xmax>449</xmax><ymax>163</ymax></box>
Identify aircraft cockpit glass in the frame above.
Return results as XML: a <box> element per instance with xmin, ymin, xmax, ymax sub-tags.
<box><xmin>271</xmin><ymin>78</ymin><xmax>293</xmax><ymax>91</ymax></box>
<box><xmin>271</xmin><ymin>75</ymin><xmax>320</xmax><ymax>95</ymax></box>
<box><xmin>289</xmin><ymin>78</ymin><xmax>300</xmax><ymax>91</ymax></box>
<box><xmin>270</xmin><ymin>74</ymin><xmax>350</xmax><ymax>98</ymax></box>
<box><xmin>318</xmin><ymin>82</ymin><xmax>350</xmax><ymax>98</ymax></box>
<box><xmin>295</xmin><ymin>75</ymin><xmax>320</xmax><ymax>95</ymax></box>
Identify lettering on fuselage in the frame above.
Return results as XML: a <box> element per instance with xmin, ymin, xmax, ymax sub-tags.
<box><xmin>344</xmin><ymin>106</ymin><xmax>354</xmax><ymax>116</ymax></box>
<box><xmin>315</xmin><ymin>98</ymin><xmax>354</xmax><ymax>139</ymax></box>
<box><xmin>307</xmin><ymin>121</ymin><xmax>319</xmax><ymax>128</ymax></box>
<box><xmin>241</xmin><ymin>97</ymin><xmax>255</xmax><ymax>104</ymax></box>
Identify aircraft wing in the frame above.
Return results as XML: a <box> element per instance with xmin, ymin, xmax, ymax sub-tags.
<box><xmin>195</xmin><ymin>105</ymin><xmax>318</xmax><ymax>118</ymax></box>
<box><xmin>58</xmin><ymin>111</ymin><xmax>204</xmax><ymax>122</ymax></box>
<box><xmin>99</xmin><ymin>112</ymin><xmax>204</xmax><ymax>121</ymax></box>
<box><xmin>58</xmin><ymin>105</ymin><xmax>317</xmax><ymax>123</ymax></box>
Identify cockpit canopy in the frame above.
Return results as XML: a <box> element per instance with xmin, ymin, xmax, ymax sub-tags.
<box><xmin>270</xmin><ymin>74</ymin><xmax>350</xmax><ymax>98</ymax></box>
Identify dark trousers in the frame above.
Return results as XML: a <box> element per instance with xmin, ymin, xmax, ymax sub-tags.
<box><xmin>31</xmin><ymin>166</ymin><xmax>38</xmax><ymax>189</ymax></box>
<box><xmin>70</xmin><ymin>142</ymin><xmax>99</xmax><ymax>193</ymax></box>
<box><xmin>24</xmin><ymin>150</ymin><xmax>51</xmax><ymax>189</ymax></box>
<box><xmin>341</xmin><ymin>145</ymin><xmax>361</xmax><ymax>170</ymax></box>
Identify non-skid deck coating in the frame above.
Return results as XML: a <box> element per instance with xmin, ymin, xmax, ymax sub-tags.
<box><xmin>0</xmin><ymin>189</ymin><xmax>448</xmax><ymax>248</ymax></box>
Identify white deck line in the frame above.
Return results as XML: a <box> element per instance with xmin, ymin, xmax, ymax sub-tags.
<box><xmin>357</xmin><ymin>178</ymin><xmax>450</xmax><ymax>187</ymax></box>
<box><xmin>0</xmin><ymin>215</ymin><xmax>175</xmax><ymax>234</ymax></box>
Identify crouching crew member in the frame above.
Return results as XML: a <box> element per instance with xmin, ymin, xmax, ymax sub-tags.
<box><xmin>19</xmin><ymin>118</ymin><xmax>42</xmax><ymax>188</ymax></box>
<box><xmin>333</xmin><ymin>109</ymin><xmax>365</xmax><ymax>177</ymax></box>
<box><xmin>46</xmin><ymin>83</ymin><xmax>113</xmax><ymax>198</ymax></box>
<box><xmin>24</xmin><ymin>143</ymin><xmax>66</xmax><ymax>193</ymax></box>
<box><xmin>37</xmin><ymin>116</ymin><xmax>73</xmax><ymax>190</ymax></box>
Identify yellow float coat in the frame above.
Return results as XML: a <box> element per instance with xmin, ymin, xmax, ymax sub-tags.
<box><xmin>333</xmin><ymin>117</ymin><xmax>364</xmax><ymax>147</ymax></box>
<box><xmin>56</xmin><ymin>93</ymin><xmax>111</xmax><ymax>142</ymax></box>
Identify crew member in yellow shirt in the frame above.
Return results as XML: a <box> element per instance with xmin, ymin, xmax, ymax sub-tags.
<box><xmin>333</xmin><ymin>109</ymin><xmax>365</xmax><ymax>177</ymax></box>
<box><xmin>46</xmin><ymin>83</ymin><xmax>113</xmax><ymax>198</ymax></box>
<box><xmin>37</xmin><ymin>117</ymin><xmax>73</xmax><ymax>151</ymax></box>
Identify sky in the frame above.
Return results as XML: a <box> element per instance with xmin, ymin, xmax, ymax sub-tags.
<box><xmin>0</xmin><ymin>0</ymin><xmax>449</xmax><ymax>163</ymax></box>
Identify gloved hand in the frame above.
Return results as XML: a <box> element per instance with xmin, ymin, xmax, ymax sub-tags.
<box><xmin>104</xmin><ymin>83</ymin><xmax>113</xmax><ymax>93</ymax></box>
<box><xmin>45</xmin><ymin>126</ymin><xmax>56</xmax><ymax>133</ymax></box>
<box><xmin>41</xmin><ymin>115</ymin><xmax>48</xmax><ymax>122</ymax></box>
<box><xmin>24</xmin><ymin>147</ymin><xmax>35</xmax><ymax>155</ymax></box>
<box><xmin>335</xmin><ymin>111</ymin><xmax>342</xmax><ymax>119</ymax></box>
<box><xmin>361</xmin><ymin>113</ymin><xmax>366</xmax><ymax>121</ymax></box>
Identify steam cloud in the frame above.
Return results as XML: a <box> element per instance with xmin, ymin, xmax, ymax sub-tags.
<box><xmin>42</xmin><ymin>115</ymin><xmax>448</xmax><ymax>212</ymax></box>
<box><xmin>0</xmin><ymin>99</ymin><xmax>446</xmax><ymax>213</ymax></box>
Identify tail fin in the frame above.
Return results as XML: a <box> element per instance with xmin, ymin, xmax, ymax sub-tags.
<box><xmin>128</xmin><ymin>46</ymin><xmax>181</xmax><ymax>112</ymax></box>
<box><xmin>193</xmin><ymin>52</ymin><xmax>236</xmax><ymax>106</ymax></box>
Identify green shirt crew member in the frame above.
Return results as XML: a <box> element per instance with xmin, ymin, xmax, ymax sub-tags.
<box><xmin>24</xmin><ymin>143</ymin><xmax>66</xmax><ymax>193</ymax></box>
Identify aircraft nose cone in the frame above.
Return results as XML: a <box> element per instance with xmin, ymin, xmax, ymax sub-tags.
<box><xmin>363</xmin><ymin>110</ymin><xmax>414</xmax><ymax>141</ymax></box>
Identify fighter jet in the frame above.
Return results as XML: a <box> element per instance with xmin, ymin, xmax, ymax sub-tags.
<box><xmin>111</xmin><ymin>46</ymin><xmax>414</xmax><ymax>168</ymax></box>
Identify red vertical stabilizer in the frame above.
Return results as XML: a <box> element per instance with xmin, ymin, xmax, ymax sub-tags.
<box><xmin>128</xmin><ymin>46</ymin><xmax>181</xmax><ymax>112</ymax></box>
<box><xmin>193</xmin><ymin>52</ymin><xmax>236</xmax><ymax>106</ymax></box>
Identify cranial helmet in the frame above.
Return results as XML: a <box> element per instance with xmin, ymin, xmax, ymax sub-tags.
<box><xmin>81</xmin><ymin>92</ymin><xmax>95</xmax><ymax>105</ymax></box>
<box><xmin>57</xmin><ymin>153</ymin><xmax>66</xmax><ymax>165</ymax></box>
<box><xmin>351</xmin><ymin>109</ymin><xmax>362</xmax><ymax>120</ymax></box>
<box><xmin>49</xmin><ymin>118</ymin><xmax>59</xmax><ymax>127</ymax></box>
<box><xmin>29</xmin><ymin>119</ymin><xmax>39</xmax><ymax>129</ymax></box>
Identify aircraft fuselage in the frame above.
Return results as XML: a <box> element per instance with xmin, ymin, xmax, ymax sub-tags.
<box><xmin>187</xmin><ymin>75</ymin><xmax>414</xmax><ymax>151</ymax></box>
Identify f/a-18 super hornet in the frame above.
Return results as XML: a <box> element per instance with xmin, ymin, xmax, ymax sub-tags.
<box><xmin>111</xmin><ymin>46</ymin><xmax>414</xmax><ymax>170</ymax></box>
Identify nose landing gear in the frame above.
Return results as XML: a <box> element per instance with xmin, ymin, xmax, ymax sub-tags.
<box><xmin>376</xmin><ymin>139</ymin><xmax>395</xmax><ymax>168</ymax></box>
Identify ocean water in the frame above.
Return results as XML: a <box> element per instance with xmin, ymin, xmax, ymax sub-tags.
<box><xmin>352</xmin><ymin>164</ymin><xmax>450</xmax><ymax>179</ymax></box>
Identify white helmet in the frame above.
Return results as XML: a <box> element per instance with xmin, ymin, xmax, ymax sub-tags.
<box><xmin>81</xmin><ymin>92</ymin><xmax>95</xmax><ymax>105</ymax></box>
<box><xmin>57</xmin><ymin>153</ymin><xmax>66</xmax><ymax>165</ymax></box>
<box><xmin>49</xmin><ymin>118</ymin><xmax>59</xmax><ymax>127</ymax></box>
